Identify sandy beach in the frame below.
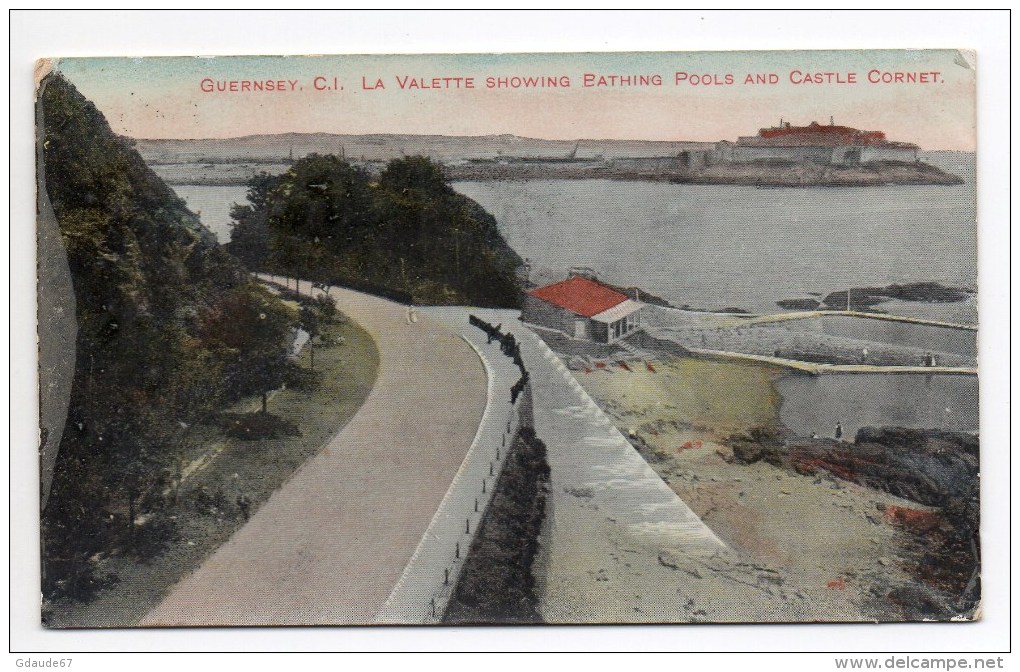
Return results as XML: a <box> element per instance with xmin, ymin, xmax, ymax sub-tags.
<box><xmin>566</xmin><ymin>352</ymin><xmax>962</xmax><ymax>622</ymax></box>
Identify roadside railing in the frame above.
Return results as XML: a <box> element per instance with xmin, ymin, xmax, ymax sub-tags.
<box><xmin>404</xmin><ymin>316</ymin><xmax>534</xmax><ymax>623</ymax></box>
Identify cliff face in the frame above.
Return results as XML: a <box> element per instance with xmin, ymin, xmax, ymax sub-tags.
<box><xmin>38</xmin><ymin>74</ymin><xmax>293</xmax><ymax>602</ymax></box>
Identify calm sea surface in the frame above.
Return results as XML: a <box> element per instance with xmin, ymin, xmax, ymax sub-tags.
<box><xmin>176</xmin><ymin>153</ymin><xmax>979</xmax><ymax>435</ymax></box>
<box><xmin>774</xmin><ymin>373</ymin><xmax>978</xmax><ymax>439</ymax></box>
<box><xmin>776</xmin><ymin>315</ymin><xmax>977</xmax><ymax>360</ymax></box>
<box><xmin>172</xmin><ymin>184</ymin><xmax>251</xmax><ymax>243</ymax></box>
<box><xmin>452</xmin><ymin>152</ymin><xmax>976</xmax><ymax>323</ymax></box>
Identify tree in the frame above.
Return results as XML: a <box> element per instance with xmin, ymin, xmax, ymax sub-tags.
<box><xmin>380</xmin><ymin>155</ymin><xmax>451</xmax><ymax>196</ymax></box>
<box><xmin>313</xmin><ymin>294</ymin><xmax>338</xmax><ymax>322</ymax></box>
<box><xmin>299</xmin><ymin>304</ymin><xmax>321</xmax><ymax>371</ymax></box>
<box><xmin>200</xmin><ymin>286</ymin><xmax>296</xmax><ymax>412</ymax></box>
<box><xmin>268</xmin><ymin>154</ymin><xmax>374</xmax><ymax>253</ymax></box>
<box><xmin>228</xmin><ymin>172</ymin><xmax>281</xmax><ymax>270</ymax></box>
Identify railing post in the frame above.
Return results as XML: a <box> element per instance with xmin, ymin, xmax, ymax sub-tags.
<box><xmin>466</xmin><ymin>518</ymin><xmax>471</xmax><ymax>534</ymax></box>
<box><xmin>455</xmin><ymin>542</ymin><xmax>460</xmax><ymax>559</ymax></box>
<box><xmin>444</xmin><ymin>568</ymin><xmax>449</xmax><ymax>585</ymax></box>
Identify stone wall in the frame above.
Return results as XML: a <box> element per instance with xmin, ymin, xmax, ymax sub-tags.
<box><xmin>521</xmin><ymin>295</ymin><xmax>582</xmax><ymax>337</ymax></box>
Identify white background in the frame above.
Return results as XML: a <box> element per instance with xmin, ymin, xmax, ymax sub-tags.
<box><xmin>7</xmin><ymin>8</ymin><xmax>1012</xmax><ymax>664</ymax></box>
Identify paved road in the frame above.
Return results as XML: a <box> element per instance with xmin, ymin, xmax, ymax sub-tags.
<box><xmin>375</xmin><ymin>306</ymin><xmax>527</xmax><ymax>623</ymax></box>
<box><xmin>141</xmin><ymin>280</ymin><xmax>486</xmax><ymax>626</ymax></box>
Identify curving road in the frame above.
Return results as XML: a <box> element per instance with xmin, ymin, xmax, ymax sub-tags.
<box><xmin>141</xmin><ymin>278</ymin><xmax>486</xmax><ymax>626</ymax></box>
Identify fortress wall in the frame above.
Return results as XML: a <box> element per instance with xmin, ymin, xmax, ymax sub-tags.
<box><xmin>728</xmin><ymin>145</ymin><xmax>836</xmax><ymax>164</ymax></box>
<box><xmin>861</xmin><ymin>145</ymin><xmax>919</xmax><ymax>162</ymax></box>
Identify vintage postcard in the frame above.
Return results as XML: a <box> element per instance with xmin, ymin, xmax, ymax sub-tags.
<box><xmin>37</xmin><ymin>50</ymin><xmax>978</xmax><ymax>628</ymax></box>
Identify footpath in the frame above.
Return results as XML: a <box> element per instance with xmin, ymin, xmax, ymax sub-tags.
<box><xmin>142</xmin><ymin>280</ymin><xmax>486</xmax><ymax>626</ymax></box>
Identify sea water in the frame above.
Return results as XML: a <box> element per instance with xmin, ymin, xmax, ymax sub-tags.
<box><xmin>775</xmin><ymin>373</ymin><xmax>978</xmax><ymax>439</ymax></box>
<box><xmin>452</xmin><ymin>153</ymin><xmax>976</xmax><ymax>323</ymax></box>
<box><xmin>172</xmin><ymin>184</ymin><xmax>251</xmax><ymax>243</ymax></box>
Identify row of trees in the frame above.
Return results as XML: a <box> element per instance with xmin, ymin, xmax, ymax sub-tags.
<box><xmin>40</xmin><ymin>74</ymin><xmax>300</xmax><ymax>602</ymax></box>
<box><xmin>228</xmin><ymin>154</ymin><xmax>523</xmax><ymax>308</ymax></box>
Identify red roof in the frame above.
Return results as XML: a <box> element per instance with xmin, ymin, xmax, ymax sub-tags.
<box><xmin>751</xmin><ymin>121</ymin><xmax>889</xmax><ymax>147</ymax></box>
<box><xmin>528</xmin><ymin>276</ymin><xmax>629</xmax><ymax>318</ymax></box>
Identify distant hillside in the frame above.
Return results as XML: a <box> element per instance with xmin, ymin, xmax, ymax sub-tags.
<box><xmin>38</xmin><ymin>74</ymin><xmax>295</xmax><ymax>603</ymax></box>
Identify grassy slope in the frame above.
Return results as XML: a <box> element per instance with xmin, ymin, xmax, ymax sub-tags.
<box><xmin>43</xmin><ymin>315</ymin><xmax>379</xmax><ymax>627</ymax></box>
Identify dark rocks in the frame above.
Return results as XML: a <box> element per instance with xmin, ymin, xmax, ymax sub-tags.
<box><xmin>776</xmin><ymin>298</ymin><xmax>822</xmax><ymax>310</ymax></box>
<box><xmin>732</xmin><ymin>442</ymin><xmax>764</xmax><ymax>464</ymax></box>
<box><xmin>819</xmin><ymin>282</ymin><xmax>974</xmax><ymax>310</ymax></box>
<box><xmin>884</xmin><ymin>282</ymin><xmax>973</xmax><ymax>303</ymax></box>
<box><xmin>768</xmin><ymin>429</ymin><xmax>978</xmax><ymax>510</ymax></box>
<box><xmin>725</xmin><ymin>424</ymin><xmax>981</xmax><ymax>621</ymax></box>
<box><xmin>657</xmin><ymin>553</ymin><xmax>680</xmax><ymax>570</ymax></box>
<box><xmin>822</xmin><ymin>290</ymin><xmax>887</xmax><ymax>310</ymax></box>
<box><xmin>726</xmin><ymin>427</ymin><xmax>785</xmax><ymax>465</ymax></box>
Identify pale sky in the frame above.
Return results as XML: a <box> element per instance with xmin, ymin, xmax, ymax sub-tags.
<box><xmin>53</xmin><ymin>50</ymin><xmax>976</xmax><ymax>150</ymax></box>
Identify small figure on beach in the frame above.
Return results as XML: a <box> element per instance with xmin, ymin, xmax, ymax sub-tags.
<box><xmin>861</xmin><ymin>347</ymin><xmax>869</xmax><ymax>363</ymax></box>
<box><xmin>406</xmin><ymin>305</ymin><xmax>418</xmax><ymax>325</ymax></box>
<box><xmin>835</xmin><ymin>422</ymin><xmax>843</xmax><ymax>440</ymax></box>
<box><xmin>236</xmin><ymin>493</ymin><xmax>251</xmax><ymax>521</ymax></box>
